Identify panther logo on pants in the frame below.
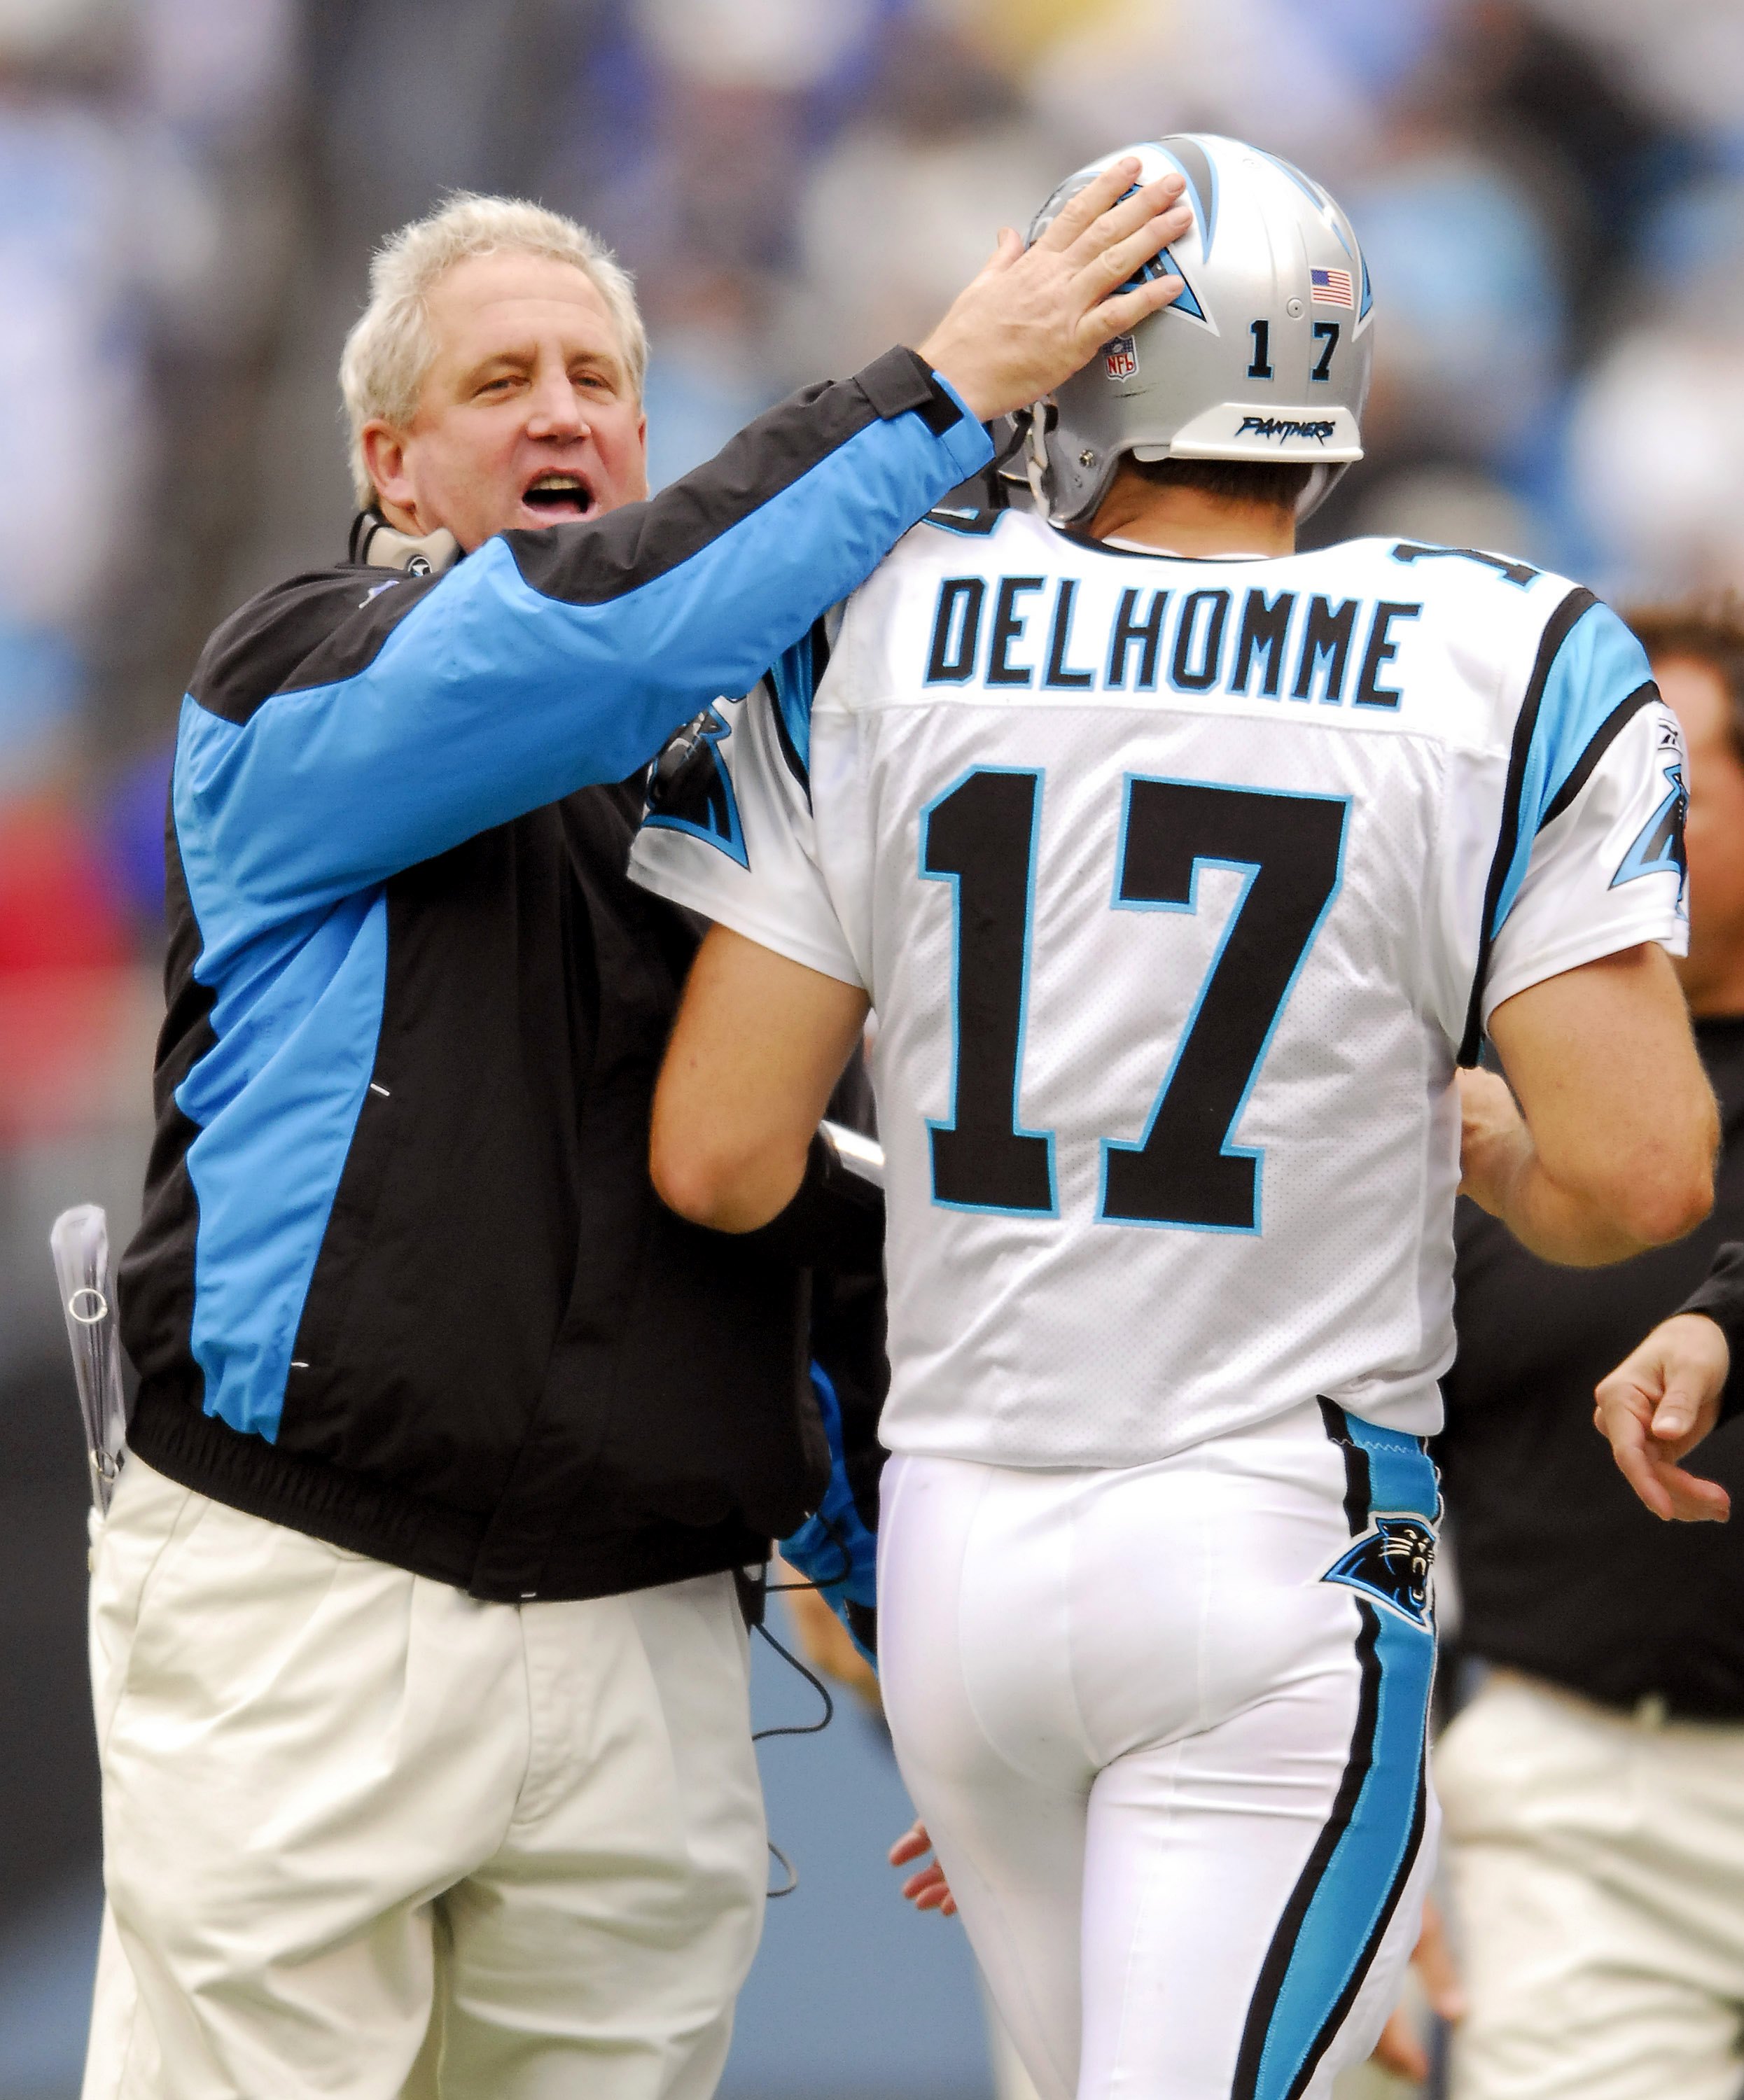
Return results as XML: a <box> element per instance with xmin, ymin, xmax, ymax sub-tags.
<box><xmin>1322</xmin><ymin>1517</ymin><xmax>1436</xmax><ymax>1629</ymax></box>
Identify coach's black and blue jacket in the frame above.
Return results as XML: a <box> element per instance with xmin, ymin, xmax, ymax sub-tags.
<box><xmin>118</xmin><ymin>348</ymin><xmax>986</xmax><ymax>1604</ymax></box>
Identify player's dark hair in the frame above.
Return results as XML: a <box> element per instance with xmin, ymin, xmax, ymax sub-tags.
<box><xmin>1624</xmin><ymin>598</ymin><xmax>1744</xmax><ymax>762</ymax></box>
<box><xmin>1126</xmin><ymin>455</ymin><xmax>1313</xmax><ymax>510</ymax></box>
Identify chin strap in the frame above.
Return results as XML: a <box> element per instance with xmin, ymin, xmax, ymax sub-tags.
<box><xmin>1024</xmin><ymin>403</ymin><xmax>1052</xmax><ymax>518</ymax></box>
<box><xmin>1293</xmin><ymin>463</ymin><xmax>1348</xmax><ymax>522</ymax></box>
<box><xmin>349</xmin><ymin>511</ymin><xmax>462</xmax><ymax>577</ymax></box>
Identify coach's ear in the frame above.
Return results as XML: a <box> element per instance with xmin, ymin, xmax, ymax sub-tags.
<box><xmin>360</xmin><ymin>421</ymin><xmax>426</xmax><ymax>538</ymax></box>
<box><xmin>652</xmin><ymin>925</ymin><xmax>870</xmax><ymax>1234</ymax></box>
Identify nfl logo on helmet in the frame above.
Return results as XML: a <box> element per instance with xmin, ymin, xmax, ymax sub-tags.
<box><xmin>1103</xmin><ymin>334</ymin><xmax>1139</xmax><ymax>381</ymax></box>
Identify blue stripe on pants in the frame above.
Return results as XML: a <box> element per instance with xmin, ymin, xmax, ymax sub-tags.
<box><xmin>1233</xmin><ymin>1405</ymin><xmax>1438</xmax><ymax>2100</ymax></box>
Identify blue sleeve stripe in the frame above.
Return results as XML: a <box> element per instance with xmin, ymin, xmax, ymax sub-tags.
<box><xmin>1536</xmin><ymin>678</ymin><xmax>1659</xmax><ymax>830</ymax></box>
<box><xmin>1491</xmin><ymin>600</ymin><xmax>1656</xmax><ymax>932</ymax></box>
<box><xmin>181</xmin><ymin>404</ymin><xmax>991</xmax><ymax>918</ymax></box>
<box><xmin>768</xmin><ymin>617</ymin><xmax>830</xmax><ymax>778</ymax></box>
<box><xmin>1457</xmin><ymin>592</ymin><xmax>1652</xmax><ymax>1063</ymax></box>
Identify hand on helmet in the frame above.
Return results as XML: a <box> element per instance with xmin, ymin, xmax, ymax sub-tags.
<box><xmin>916</xmin><ymin>158</ymin><xmax>1190</xmax><ymax>422</ymax></box>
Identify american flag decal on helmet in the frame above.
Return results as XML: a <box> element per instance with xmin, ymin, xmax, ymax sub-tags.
<box><xmin>1311</xmin><ymin>267</ymin><xmax>1354</xmax><ymax>308</ymax></box>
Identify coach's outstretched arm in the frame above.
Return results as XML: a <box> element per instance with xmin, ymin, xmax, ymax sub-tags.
<box><xmin>1458</xmin><ymin>941</ymin><xmax>1718</xmax><ymax>1265</ymax></box>
<box><xmin>181</xmin><ymin>163</ymin><xmax>1191</xmax><ymax>916</ymax></box>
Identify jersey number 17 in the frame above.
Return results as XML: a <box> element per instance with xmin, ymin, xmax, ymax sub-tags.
<box><xmin>920</xmin><ymin>770</ymin><xmax>1348</xmax><ymax>1233</ymax></box>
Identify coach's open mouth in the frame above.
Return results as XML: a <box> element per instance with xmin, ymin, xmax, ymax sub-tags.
<box><xmin>521</xmin><ymin>470</ymin><xmax>594</xmax><ymax>522</ymax></box>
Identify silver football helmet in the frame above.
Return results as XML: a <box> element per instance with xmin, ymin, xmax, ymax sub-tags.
<box><xmin>1014</xmin><ymin>134</ymin><xmax>1374</xmax><ymax>524</ymax></box>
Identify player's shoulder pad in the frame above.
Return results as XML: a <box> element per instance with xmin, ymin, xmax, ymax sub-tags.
<box><xmin>1329</xmin><ymin>535</ymin><xmax>1602</xmax><ymax>682</ymax></box>
<box><xmin>1323</xmin><ymin>534</ymin><xmax>1575</xmax><ymax>605</ymax></box>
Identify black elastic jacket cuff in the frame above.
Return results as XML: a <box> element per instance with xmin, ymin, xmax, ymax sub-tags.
<box><xmin>853</xmin><ymin>346</ymin><xmax>967</xmax><ymax>438</ymax></box>
<box><xmin>737</xmin><ymin>1129</ymin><xmax>885</xmax><ymax>1276</ymax></box>
<box><xmin>1675</xmin><ymin>1240</ymin><xmax>1744</xmax><ymax>1425</ymax></box>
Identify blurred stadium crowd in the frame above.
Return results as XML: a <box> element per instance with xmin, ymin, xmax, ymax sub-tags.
<box><xmin>2</xmin><ymin>0</ymin><xmax>1744</xmax><ymax>2090</ymax></box>
<box><xmin>7</xmin><ymin>0</ymin><xmax>1744</xmax><ymax>1151</ymax></box>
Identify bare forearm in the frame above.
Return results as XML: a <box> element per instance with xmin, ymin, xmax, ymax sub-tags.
<box><xmin>656</xmin><ymin>1114</ymin><xmax>811</xmax><ymax>1234</ymax></box>
<box><xmin>1488</xmin><ymin>1153</ymin><xmax>1682</xmax><ymax>1266</ymax></box>
<box><xmin>1469</xmin><ymin>947</ymin><xmax>1717</xmax><ymax>1265</ymax></box>
<box><xmin>1457</xmin><ymin>1032</ymin><xmax>1715</xmax><ymax>1266</ymax></box>
<box><xmin>651</xmin><ymin>925</ymin><xmax>872</xmax><ymax>1235</ymax></box>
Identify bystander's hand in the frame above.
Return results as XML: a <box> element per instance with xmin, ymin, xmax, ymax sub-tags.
<box><xmin>889</xmin><ymin>1819</ymin><xmax>957</xmax><ymax>1917</ymax></box>
<box><xmin>1369</xmin><ymin>1896</ymin><xmax>1465</xmax><ymax>2083</ymax></box>
<box><xmin>1593</xmin><ymin>1312</ymin><xmax>1731</xmax><ymax>1522</ymax></box>
<box><xmin>915</xmin><ymin>158</ymin><xmax>1191</xmax><ymax>422</ymax></box>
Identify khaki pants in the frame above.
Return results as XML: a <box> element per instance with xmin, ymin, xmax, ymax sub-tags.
<box><xmin>1439</xmin><ymin>1669</ymin><xmax>1744</xmax><ymax>2100</ymax></box>
<box><xmin>82</xmin><ymin>1457</ymin><xmax>767</xmax><ymax>2100</ymax></box>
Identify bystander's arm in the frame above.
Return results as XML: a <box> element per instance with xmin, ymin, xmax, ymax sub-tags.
<box><xmin>1591</xmin><ymin>1240</ymin><xmax>1744</xmax><ymax>1522</ymax></box>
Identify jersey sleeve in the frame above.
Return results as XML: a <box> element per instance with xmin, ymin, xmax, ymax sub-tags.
<box><xmin>628</xmin><ymin>616</ymin><xmax>865</xmax><ymax>988</ymax></box>
<box><xmin>1481</xmin><ymin>682</ymin><xmax>1689</xmax><ymax>1025</ymax></box>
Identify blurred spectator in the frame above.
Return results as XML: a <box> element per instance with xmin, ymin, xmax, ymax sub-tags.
<box><xmin>1449</xmin><ymin>4</ymin><xmax>1703</xmax><ymax>324</ymax></box>
<box><xmin>0</xmin><ymin>794</ymin><xmax>130</xmax><ymax>1143</ymax></box>
<box><xmin>601</xmin><ymin>0</ymin><xmax>888</xmax><ymax>474</ymax></box>
<box><xmin>780</xmin><ymin>17</ymin><xmax>1061</xmax><ymax>382</ymax></box>
<box><xmin>1520</xmin><ymin>0</ymin><xmax>1744</xmax><ymax>147</ymax></box>
<box><xmin>1023</xmin><ymin>0</ymin><xmax>1446</xmax><ymax>175</ymax></box>
<box><xmin>1344</xmin><ymin>139</ymin><xmax>1563</xmax><ymax>469</ymax></box>
<box><xmin>1568</xmin><ymin>176</ymin><xmax>1744</xmax><ymax>596</ymax></box>
<box><xmin>0</xmin><ymin>8</ymin><xmax>148</xmax><ymax>785</ymax></box>
<box><xmin>1434</xmin><ymin>604</ymin><xmax>1744</xmax><ymax>2100</ymax></box>
<box><xmin>0</xmin><ymin>0</ymin><xmax>301</xmax><ymax>774</ymax></box>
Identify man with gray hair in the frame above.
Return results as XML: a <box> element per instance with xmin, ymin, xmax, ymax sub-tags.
<box><xmin>90</xmin><ymin>173</ymin><xmax>1191</xmax><ymax>2099</ymax></box>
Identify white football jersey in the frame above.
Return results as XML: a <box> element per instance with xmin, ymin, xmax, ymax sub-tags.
<box><xmin>629</xmin><ymin>511</ymin><xmax>1689</xmax><ymax>1466</ymax></box>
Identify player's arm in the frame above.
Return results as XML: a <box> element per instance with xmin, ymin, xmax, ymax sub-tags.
<box><xmin>651</xmin><ymin>925</ymin><xmax>870</xmax><ymax>1233</ymax></box>
<box><xmin>1457</xmin><ymin>602</ymin><xmax>1715</xmax><ymax>1263</ymax></box>
<box><xmin>1457</xmin><ymin>943</ymin><xmax>1716</xmax><ymax>1264</ymax></box>
<box><xmin>651</xmin><ymin>927</ymin><xmax>884</xmax><ymax>1670</ymax></box>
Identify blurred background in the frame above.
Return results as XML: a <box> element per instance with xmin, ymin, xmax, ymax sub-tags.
<box><xmin>2</xmin><ymin>0</ymin><xmax>1743</xmax><ymax>2092</ymax></box>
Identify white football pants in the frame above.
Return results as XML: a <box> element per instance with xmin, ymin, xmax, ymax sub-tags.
<box><xmin>879</xmin><ymin>1399</ymin><xmax>1441</xmax><ymax>2100</ymax></box>
<box><xmin>1440</xmin><ymin>1668</ymin><xmax>1744</xmax><ymax>2100</ymax></box>
<box><xmin>81</xmin><ymin>1457</ymin><xmax>767</xmax><ymax>2100</ymax></box>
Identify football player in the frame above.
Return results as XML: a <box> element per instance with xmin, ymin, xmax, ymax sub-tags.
<box><xmin>630</xmin><ymin>136</ymin><xmax>1717</xmax><ymax>2099</ymax></box>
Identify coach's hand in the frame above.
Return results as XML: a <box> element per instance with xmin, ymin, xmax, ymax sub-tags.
<box><xmin>1594</xmin><ymin>1312</ymin><xmax>1731</xmax><ymax>1522</ymax></box>
<box><xmin>916</xmin><ymin>158</ymin><xmax>1190</xmax><ymax>422</ymax></box>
